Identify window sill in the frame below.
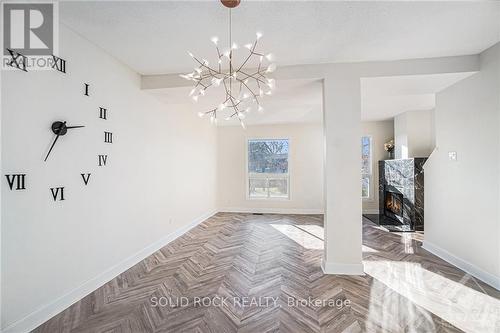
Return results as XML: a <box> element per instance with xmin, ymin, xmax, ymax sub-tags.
<box><xmin>247</xmin><ymin>196</ymin><xmax>290</xmax><ymax>201</ymax></box>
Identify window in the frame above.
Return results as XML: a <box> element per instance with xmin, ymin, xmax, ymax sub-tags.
<box><xmin>248</xmin><ymin>139</ymin><xmax>289</xmax><ymax>199</ymax></box>
<box><xmin>361</xmin><ymin>136</ymin><xmax>372</xmax><ymax>199</ymax></box>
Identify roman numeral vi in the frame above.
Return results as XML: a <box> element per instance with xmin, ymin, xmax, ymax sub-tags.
<box><xmin>50</xmin><ymin>187</ymin><xmax>65</xmax><ymax>201</ymax></box>
<box><xmin>104</xmin><ymin>131</ymin><xmax>113</xmax><ymax>143</ymax></box>
<box><xmin>98</xmin><ymin>155</ymin><xmax>108</xmax><ymax>166</ymax></box>
<box><xmin>5</xmin><ymin>174</ymin><xmax>26</xmax><ymax>190</ymax></box>
<box><xmin>81</xmin><ymin>173</ymin><xmax>91</xmax><ymax>185</ymax></box>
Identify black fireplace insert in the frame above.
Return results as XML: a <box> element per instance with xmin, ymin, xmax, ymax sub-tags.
<box><xmin>384</xmin><ymin>189</ymin><xmax>404</xmax><ymax>223</ymax></box>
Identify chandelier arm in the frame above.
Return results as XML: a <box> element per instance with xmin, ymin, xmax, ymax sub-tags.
<box><xmin>238</xmin><ymin>71</ymin><xmax>267</xmax><ymax>85</ymax></box>
<box><xmin>236</xmin><ymin>51</ymin><xmax>254</xmax><ymax>72</ymax></box>
<box><xmin>237</xmin><ymin>78</ymin><xmax>260</xmax><ymax>98</ymax></box>
<box><xmin>216</xmin><ymin>47</ymin><xmax>222</xmax><ymax>72</ymax></box>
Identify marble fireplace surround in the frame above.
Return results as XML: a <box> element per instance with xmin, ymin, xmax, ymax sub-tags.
<box><xmin>378</xmin><ymin>158</ymin><xmax>427</xmax><ymax>231</ymax></box>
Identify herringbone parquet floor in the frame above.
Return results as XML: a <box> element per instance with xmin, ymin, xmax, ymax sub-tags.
<box><xmin>34</xmin><ymin>213</ymin><xmax>500</xmax><ymax>333</ymax></box>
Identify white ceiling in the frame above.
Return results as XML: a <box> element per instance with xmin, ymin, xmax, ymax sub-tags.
<box><xmin>360</xmin><ymin>72</ymin><xmax>476</xmax><ymax>121</ymax></box>
<box><xmin>60</xmin><ymin>1</ymin><xmax>500</xmax><ymax>75</ymax></box>
<box><xmin>148</xmin><ymin>79</ymin><xmax>323</xmax><ymax>126</ymax></box>
<box><xmin>148</xmin><ymin>72</ymin><xmax>475</xmax><ymax>125</ymax></box>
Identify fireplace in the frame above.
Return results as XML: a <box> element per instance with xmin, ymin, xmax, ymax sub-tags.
<box><xmin>384</xmin><ymin>189</ymin><xmax>403</xmax><ymax>222</ymax></box>
<box><xmin>376</xmin><ymin>158</ymin><xmax>427</xmax><ymax>231</ymax></box>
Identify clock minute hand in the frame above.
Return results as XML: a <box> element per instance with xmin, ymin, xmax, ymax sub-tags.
<box><xmin>65</xmin><ymin>125</ymin><xmax>85</xmax><ymax>129</ymax></box>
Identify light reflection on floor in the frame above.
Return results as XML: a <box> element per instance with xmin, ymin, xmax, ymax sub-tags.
<box><xmin>364</xmin><ymin>260</ymin><xmax>500</xmax><ymax>333</ymax></box>
<box><xmin>271</xmin><ymin>221</ymin><xmax>500</xmax><ymax>332</ymax></box>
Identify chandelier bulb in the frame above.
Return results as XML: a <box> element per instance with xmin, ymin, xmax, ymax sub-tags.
<box><xmin>265</xmin><ymin>53</ymin><xmax>275</xmax><ymax>61</ymax></box>
<box><xmin>256</xmin><ymin>32</ymin><xmax>263</xmax><ymax>40</ymax></box>
<box><xmin>231</xmin><ymin>42</ymin><xmax>238</xmax><ymax>50</ymax></box>
<box><xmin>211</xmin><ymin>36</ymin><xmax>219</xmax><ymax>45</ymax></box>
<box><xmin>258</xmin><ymin>105</ymin><xmax>264</xmax><ymax>113</ymax></box>
<box><xmin>244</xmin><ymin>43</ymin><xmax>253</xmax><ymax>50</ymax></box>
<box><xmin>266</xmin><ymin>63</ymin><xmax>277</xmax><ymax>73</ymax></box>
<box><xmin>198</xmin><ymin>112</ymin><xmax>205</xmax><ymax>118</ymax></box>
<box><xmin>241</xmin><ymin>121</ymin><xmax>246</xmax><ymax>129</ymax></box>
<box><xmin>188</xmin><ymin>51</ymin><xmax>194</xmax><ymax>58</ymax></box>
<box><xmin>192</xmin><ymin>95</ymin><xmax>199</xmax><ymax>102</ymax></box>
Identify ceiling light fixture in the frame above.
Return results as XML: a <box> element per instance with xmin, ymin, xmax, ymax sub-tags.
<box><xmin>180</xmin><ymin>0</ymin><xmax>276</xmax><ymax>128</ymax></box>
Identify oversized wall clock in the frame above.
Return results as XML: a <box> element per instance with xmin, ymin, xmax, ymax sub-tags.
<box><xmin>4</xmin><ymin>56</ymin><xmax>115</xmax><ymax>202</ymax></box>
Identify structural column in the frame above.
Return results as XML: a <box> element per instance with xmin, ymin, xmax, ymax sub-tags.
<box><xmin>322</xmin><ymin>69</ymin><xmax>364</xmax><ymax>275</ymax></box>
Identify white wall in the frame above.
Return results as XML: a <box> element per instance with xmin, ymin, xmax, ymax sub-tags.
<box><xmin>395</xmin><ymin>109</ymin><xmax>435</xmax><ymax>159</ymax></box>
<box><xmin>217</xmin><ymin>123</ymin><xmax>323</xmax><ymax>214</ymax></box>
<box><xmin>424</xmin><ymin>43</ymin><xmax>500</xmax><ymax>289</ymax></box>
<box><xmin>362</xmin><ymin>120</ymin><xmax>394</xmax><ymax>214</ymax></box>
<box><xmin>1</xmin><ymin>26</ymin><xmax>217</xmax><ymax>331</ymax></box>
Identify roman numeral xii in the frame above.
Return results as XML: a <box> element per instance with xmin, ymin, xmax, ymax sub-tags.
<box><xmin>51</xmin><ymin>55</ymin><xmax>66</xmax><ymax>73</ymax></box>
<box><xmin>5</xmin><ymin>174</ymin><xmax>26</xmax><ymax>190</ymax></box>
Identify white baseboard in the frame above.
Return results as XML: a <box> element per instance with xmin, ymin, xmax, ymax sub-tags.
<box><xmin>362</xmin><ymin>209</ymin><xmax>379</xmax><ymax>215</ymax></box>
<box><xmin>321</xmin><ymin>258</ymin><xmax>365</xmax><ymax>276</ymax></box>
<box><xmin>423</xmin><ymin>241</ymin><xmax>500</xmax><ymax>291</ymax></box>
<box><xmin>1</xmin><ymin>210</ymin><xmax>218</xmax><ymax>333</ymax></box>
<box><xmin>219</xmin><ymin>207</ymin><xmax>324</xmax><ymax>215</ymax></box>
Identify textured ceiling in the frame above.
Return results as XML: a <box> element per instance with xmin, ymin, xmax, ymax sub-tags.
<box><xmin>61</xmin><ymin>1</ymin><xmax>500</xmax><ymax>75</ymax></box>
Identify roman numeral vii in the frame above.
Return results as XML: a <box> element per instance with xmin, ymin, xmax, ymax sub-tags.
<box><xmin>50</xmin><ymin>187</ymin><xmax>65</xmax><ymax>201</ymax></box>
<box><xmin>5</xmin><ymin>174</ymin><xmax>26</xmax><ymax>190</ymax></box>
<box><xmin>98</xmin><ymin>155</ymin><xmax>108</xmax><ymax>166</ymax></box>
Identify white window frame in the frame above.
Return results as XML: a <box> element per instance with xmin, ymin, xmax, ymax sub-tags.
<box><xmin>361</xmin><ymin>135</ymin><xmax>373</xmax><ymax>200</ymax></box>
<box><xmin>246</xmin><ymin>137</ymin><xmax>291</xmax><ymax>200</ymax></box>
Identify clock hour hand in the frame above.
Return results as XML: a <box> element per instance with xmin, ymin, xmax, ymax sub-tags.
<box><xmin>44</xmin><ymin>121</ymin><xmax>66</xmax><ymax>162</ymax></box>
<box><xmin>65</xmin><ymin>125</ymin><xmax>85</xmax><ymax>129</ymax></box>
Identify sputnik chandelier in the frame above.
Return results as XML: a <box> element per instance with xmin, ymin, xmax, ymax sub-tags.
<box><xmin>180</xmin><ymin>0</ymin><xmax>276</xmax><ymax>128</ymax></box>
